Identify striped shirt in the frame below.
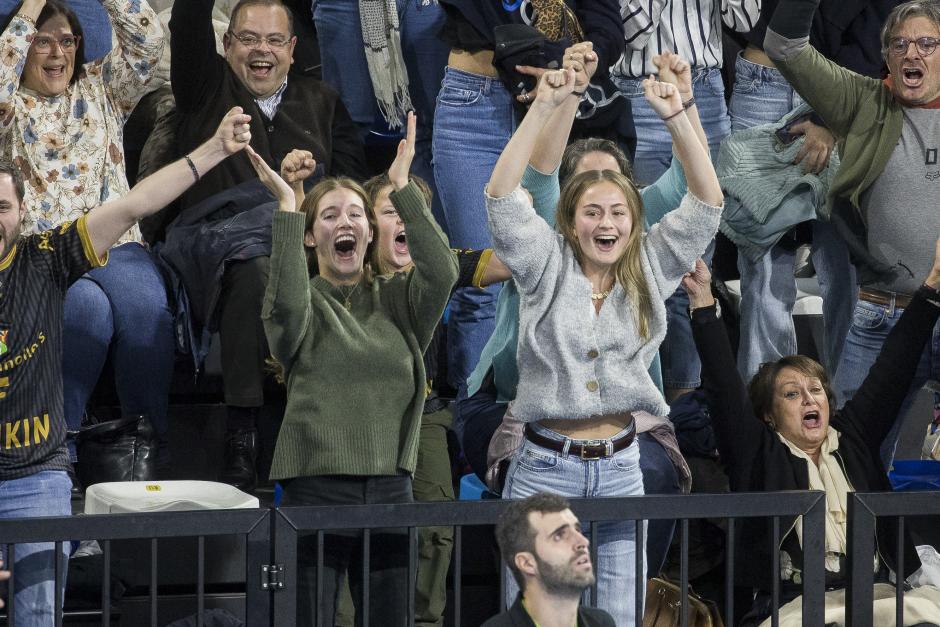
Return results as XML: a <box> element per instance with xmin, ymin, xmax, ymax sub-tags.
<box><xmin>0</xmin><ymin>216</ymin><xmax>104</xmax><ymax>479</ymax></box>
<box><xmin>613</xmin><ymin>0</ymin><xmax>761</xmax><ymax>78</ymax></box>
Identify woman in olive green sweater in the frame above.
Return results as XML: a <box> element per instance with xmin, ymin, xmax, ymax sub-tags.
<box><xmin>246</xmin><ymin>112</ymin><xmax>458</xmax><ymax>626</ymax></box>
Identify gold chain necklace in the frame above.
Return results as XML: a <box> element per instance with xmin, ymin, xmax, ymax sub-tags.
<box><xmin>591</xmin><ymin>288</ymin><xmax>612</xmax><ymax>301</ymax></box>
<box><xmin>338</xmin><ymin>282</ymin><xmax>360</xmax><ymax>309</ymax></box>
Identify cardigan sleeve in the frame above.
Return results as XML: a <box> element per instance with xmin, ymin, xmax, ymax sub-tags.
<box><xmin>261</xmin><ymin>211</ymin><xmax>312</xmax><ymax>374</ymax></box>
<box><xmin>643</xmin><ymin>192</ymin><xmax>722</xmax><ymax>300</ymax></box>
<box><xmin>391</xmin><ymin>181</ymin><xmax>459</xmax><ymax>350</ymax></box>
<box><xmin>837</xmin><ymin>289</ymin><xmax>940</xmax><ymax>452</ymax></box>
<box><xmin>485</xmin><ymin>185</ymin><xmax>561</xmax><ymax>295</ymax></box>
<box><xmin>98</xmin><ymin>0</ymin><xmax>165</xmax><ymax>122</ymax></box>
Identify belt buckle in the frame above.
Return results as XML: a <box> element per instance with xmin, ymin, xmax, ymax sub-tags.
<box><xmin>579</xmin><ymin>439</ymin><xmax>606</xmax><ymax>460</ymax></box>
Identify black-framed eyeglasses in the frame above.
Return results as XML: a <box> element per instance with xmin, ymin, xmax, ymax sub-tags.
<box><xmin>226</xmin><ymin>31</ymin><xmax>292</xmax><ymax>49</ymax></box>
<box><xmin>32</xmin><ymin>34</ymin><xmax>80</xmax><ymax>53</ymax></box>
<box><xmin>888</xmin><ymin>36</ymin><xmax>940</xmax><ymax>57</ymax></box>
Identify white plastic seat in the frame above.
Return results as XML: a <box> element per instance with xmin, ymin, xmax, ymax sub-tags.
<box><xmin>84</xmin><ymin>480</ymin><xmax>258</xmax><ymax>514</ymax></box>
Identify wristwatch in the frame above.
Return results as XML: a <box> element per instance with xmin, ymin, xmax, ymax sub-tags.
<box><xmin>689</xmin><ymin>300</ymin><xmax>720</xmax><ymax>320</ymax></box>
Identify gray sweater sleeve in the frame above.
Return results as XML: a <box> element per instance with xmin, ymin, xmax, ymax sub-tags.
<box><xmin>485</xmin><ymin>185</ymin><xmax>561</xmax><ymax>294</ymax></box>
<box><xmin>643</xmin><ymin>192</ymin><xmax>723</xmax><ymax>300</ymax></box>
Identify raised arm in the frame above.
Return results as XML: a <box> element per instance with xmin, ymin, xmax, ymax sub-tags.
<box><xmin>388</xmin><ymin>114</ymin><xmax>458</xmax><ymax>347</ymax></box>
<box><xmin>98</xmin><ymin>0</ymin><xmax>164</xmax><ymax>121</ymax></box>
<box><xmin>85</xmin><ymin>107</ymin><xmax>251</xmax><ymax>256</ymax></box>
<box><xmin>653</xmin><ymin>52</ymin><xmax>708</xmax><ymax>157</ymax></box>
<box><xmin>684</xmin><ymin>259</ymin><xmax>765</xmax><ymax>479</ymax></box>
<box><xmin>764</xmin><ymin>0</ymin><xmax>872</xmax><ymax>137</ymax></box>
<box><xmin>526</xmin><ymin>42</ymin><xmax>598</xmax><ymax>173</ymax></box>
<box><xmin>487</xmin><ymin>68</ymin><xmax>577</xmax><ymax>198</ymax></box>
<box><xmin>0</xmin><ymin>0</ymin><xmax>43</xmax><ymax>122</ymax></box>
<box><xmin>643</xmin><ymin>78</ymin><xmax>723</xmax><ymax>207</ymax></box>
<box><xmin>573</xmin><ymin>0</ymin><xmax>623</xmax><ymax>79</ymax></box>
<box><xmin>169</xmin><ymin>0</ymin><xmax>221</xmax><ymax>112</ymax></box>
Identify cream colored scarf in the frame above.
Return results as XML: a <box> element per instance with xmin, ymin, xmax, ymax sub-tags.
<box><xmin>359</xmin><ymin>0</ymin><xmax>413</xmax><ymax>129</ymax></box>
<box><xmin>778</xmin><ymin>427</ymin><xmax>851</xmax><ymax>572</ymax></box>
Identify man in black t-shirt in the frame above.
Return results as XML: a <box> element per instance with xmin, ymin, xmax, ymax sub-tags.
<box><xmin>0</xmin><ymin>107</ymin><xmax>252</xmax><ymax>623</ymax></box>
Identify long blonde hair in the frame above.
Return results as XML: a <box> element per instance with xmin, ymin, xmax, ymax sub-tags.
<box><xmin>555</xmin><ymin>170</ymin><xmax>653</xmax><ymax>339</ymax></box>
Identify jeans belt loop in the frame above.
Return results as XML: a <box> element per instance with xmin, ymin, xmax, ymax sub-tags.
<box><xmin>888</xmin><ymin>293</ymin><xmax>896</xmax><ymax>317</ymax></box>
<box><xmin>606</xmin><ymin>440</ymin><xmax>613</xmax><ymax>457</ymax></box>
<box><xmin>561</xmin><ymin>437</ymin><xmax>572</xmax><ymax>458</ymax></box>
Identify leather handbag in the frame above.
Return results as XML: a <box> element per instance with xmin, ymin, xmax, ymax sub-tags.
<box><xmin>76</xmin><ymin>415</ymin><xmax>157</xmax><ymax>488</ymax></box>
<box><xmin>643</xmin><ymin>576</ymin><xmax>724</xmax><ymax>627</ymax></box>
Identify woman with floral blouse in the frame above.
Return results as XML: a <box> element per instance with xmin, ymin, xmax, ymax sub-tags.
<box><xmin>0</xmin><ymin>0</ymin><xmax>167</xmax><ymax>475</ymax></box>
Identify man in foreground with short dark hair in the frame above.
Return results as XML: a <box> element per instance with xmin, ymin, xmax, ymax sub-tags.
<box><xmin>485</xmin><ymin>493</ymin><xmax>615</xmax><ymax>627</ymax></box>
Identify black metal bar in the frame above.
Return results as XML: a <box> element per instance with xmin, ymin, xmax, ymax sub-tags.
<box><xmin>453</xmin><ymin>525</ymin><xmax>462</xmax><ymax>627</ymax></box>
<box><xmin>6</xmin><ymin>544</ymin><xmax>13</xmax><ymax>627</ymax></box>
<box><xmin>847</xmin><ymin>494</ymin><xmax>876</xmax><ymax>627</ymax></box>
<box><xmin>54</xmin><ymin>540</ymin><xmax>63</xmax><ymax>627</ymax></box>
<box><xmin>725</xmin><ymin>518</ymin><xmax>734</xmax><ymax>627</ymax></box>
<box><xmin>896</xmin><ymin>517</ymin><xmax>904</xmax><ymax>627</ymax></box>
<box><xmin>635</xmin><ymin>518</ymin><xmax>644</xmax><ymax>618</ymax></box>
<box><xmin>408</xmin><ymin>526</ymin><xmax>417</xmax><ymax>625</ymax></box>
<box><xmin>499</xmin><ymin>549</ymin><xmax>506</xmax><ymax>611</ymax></box>
<box><xmin>197</xmin><ymin>535</ymin><xmax>205</xmax><ymax>627</ymax></box>
<box><xmin>103</xmin><ymin>539</ymin><xmax>111</xmax><ymax>627</ymax></box>
<box><xmin>800</xmin><ymin>492</ymin><xmax>826</xmax><ymax>627</ymax></box>
<box><xmin>771</xmin><ymin>517</ymin><xmax>779</xmax><ymax>627</ymax></box>
<box><xmin>362</xmin><ymin>528</ymin><xmax>370</xmax><ymax>627</ymax></box>
<box><xmin>150</xmin><ymin>538</ymin><xmax>158</xmax><ymax>627</ymax></box>
<box><xmin>316</xmin><ymin>531</ymin><xmax>324</xmax><ymax>627</ymax></box>
<box><xmin>680</xmin><ymin>519</ymin><xmax>689</xmax><ymax>627</ymax></box>
<box><xmin>245</xmin><ymin>509</ymin><xmax>273</xmax><ymax>627</ymax></box>
<box><xmin>272</xmin><ymin>508</ymin><xmax>298</xmax><ymax>627</ymax></box>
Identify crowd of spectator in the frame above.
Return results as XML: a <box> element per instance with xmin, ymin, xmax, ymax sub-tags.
<box><xmin>3</xmin><ymin>0</ymin><xmax>940</xmax><ymax>624</ymax></box>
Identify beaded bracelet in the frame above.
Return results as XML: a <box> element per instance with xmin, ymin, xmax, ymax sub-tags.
<box><xmin>16</xmin><ymin>13</ymin><xmax>36</xmax><ymax>27</ymax></box>
<box><xmin>184</xmin><ymin>155</ymin><xmax>200</xmax><ymax>183</ymax></box>
<box><xmin>682</xmin><ymin>96</ymin><xmax>696</xmax><ymax>109</ymax></box>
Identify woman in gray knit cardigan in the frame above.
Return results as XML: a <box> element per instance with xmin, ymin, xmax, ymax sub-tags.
<box><xmin>484</xmin><ymin>67</ymin><xmax>724</xmax><ymax>623</ymax></box>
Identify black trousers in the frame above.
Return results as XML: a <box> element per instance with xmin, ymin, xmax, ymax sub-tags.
<box><xmin>282</xmin><ymin>474</ymin><xmax>413</xmax><ymax>627</ymax></box>
<box><xmin>218</xmin><ymin>257</ymin><xmax>270</xmax><ymax>407</ymax></box>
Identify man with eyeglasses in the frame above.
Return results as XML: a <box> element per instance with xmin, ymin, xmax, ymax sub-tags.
<box><xmin>765</xmin><ymin>0</ymin><xmax>940</xmax><ymax>468</ymax></box>
<box><xmin>169</xmin><ymin>0</ymin><xmax>366</xmax><ymax>492</ymax></box>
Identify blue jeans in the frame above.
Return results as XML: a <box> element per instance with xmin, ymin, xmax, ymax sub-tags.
<box><xmin>504</xmin><ymin>425</ymin><xmax>646</xmax><ymax>624</ymax></box>
<box><xmin>433</xmin><ymin>67</ymin><xmax>514</xmax><ymax>389</ymax></box>
<box><xmin>0</xmin><ymin>470</ymin><xmax>72</xmax><ymax>626</ymax></box>
<box><xmin>62</xmin><ymin>243</ymin><xmax>174</xmax><ymax>461</ymax></box>
<box><xmin>833</xmin><ymin>298</ymin><xmax>940</xmax><ymax>467</ymax></box>
<box><xmin>728</xmin><ymin>54</ymin><xmax>856</xmax><ymax>380</ymax></box>
<box><xmin>312</xmin><ymin>0</ymin><xmax>449</xmax><ymax>229</ymax></box>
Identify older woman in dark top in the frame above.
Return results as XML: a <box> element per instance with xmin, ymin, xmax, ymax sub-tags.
<box><xmin>683</xmin><ymin>246</ymin><xmax>940</xmax><ymax>625</ymax></box>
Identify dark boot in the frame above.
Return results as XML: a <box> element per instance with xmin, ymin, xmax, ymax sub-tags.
<box><xmin>75</xmin><ymin>414</ymin><xmax>157</xmax><ymax>488</ymax></box>
<box><xmin>220</xmin><ymin>429</ymin><xmax>258</xmax><ymax>493</ymax></box>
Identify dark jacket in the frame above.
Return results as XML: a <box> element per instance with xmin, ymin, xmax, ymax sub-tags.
<box><xmin>481</xmin><ymin>594</ymin><xmax>615</xmax><ymax>627</ymax></box>
<box><xmin>168</xmin><ymin>0</ymin><xmax>367</xmax><ymax>213</ymax></box>
<box><xmin>690</xmin><ymin>288</ymin><xmax>939</xmax><ymax>599</ymax></box>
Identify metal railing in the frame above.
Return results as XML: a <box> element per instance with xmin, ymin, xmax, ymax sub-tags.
<box><xmin>273</xmin><ymin>491</ymin><xmax>828</xmax><ymax>627</ymax></box>
<box><xmin>0</xmin><ymin>508</ymin><xmax>271</xmax><ymax>627</ymax></box>
<box><xmin>1</xmin><ymin>489</ymin><xmax>896</xmax><ymax>626</ymax></box>
<box><xmin>846</xmin><ymin>490</ymin><xmax>940</xmax><ymax>627</ymax></box>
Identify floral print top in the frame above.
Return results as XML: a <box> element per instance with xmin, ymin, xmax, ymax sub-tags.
<box><xmin>0</xmin><ymin>0</ymin><xmax>164</xmax><ymax>244</ymax></box>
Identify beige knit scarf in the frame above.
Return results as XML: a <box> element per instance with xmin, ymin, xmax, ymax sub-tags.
<box><xmin>778</xmin><ymin>427</ymin><xmax>851</xmax><ymax>573</ymax></box>
<box><xmin>359</xmin><ymin>0</ymin><xmax>413</xmax><ymax>129</ymax></box>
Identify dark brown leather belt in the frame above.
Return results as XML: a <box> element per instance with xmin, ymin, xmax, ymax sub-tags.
<box><xmin>523</xmin><ymin>423</ymin><xmax>636</xmax><ymax>460</ymax></box>
<box><xmin>858</xmin><ymin>287</ymin><xmax>912</xmax><ymax>309</ymax></box>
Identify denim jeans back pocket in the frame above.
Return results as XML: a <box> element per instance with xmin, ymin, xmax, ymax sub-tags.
<box><xmin>437</xmin><ymin>84</ymin><xmax>483</xmax><ymax>107</ymax></box>
<box><xmin>517</xmin><ymin>444</ymin><xmax>559</xmax><ymax>472</ymax></box>
<box><xmin>852</xmin><ymin>301</ymin><xmax>890</xmax><ymax>332</ymax></box>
